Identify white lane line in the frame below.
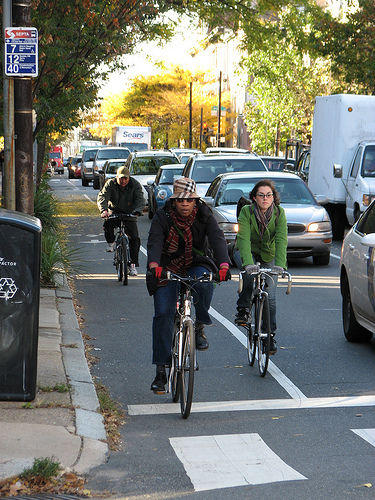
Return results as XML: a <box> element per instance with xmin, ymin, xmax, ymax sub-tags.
<box><xmin>66</xmin><ymin>180</ymin><xmax>79</xmax><ymax>190</ymax></box>
<box><xmin>140</xmin><ymin>245</ymin><xmax>147</xmax><ymax>256</ymax></box>
<box><xmin>209</xmin><ymin>307</ymin><xmax>307</xmax><ymax>400</ymax></box>
<box><xmin>84</xmin><ymin>194</ymin><xmax>96</xmax><ymax>204</ymax></box>
<box><xmin>128</xmin><ymin>395</ymin><xmax>375</xmax><ymax>416</ymax></box>
<box><xmin>330</xmin><ymin>252</ymin><xmax>341</xmax><ymax>260</ymax></box>
<box><xmin>170</xmin><ymin>433</ymin><xmax>307</xmax><ymax>492</ymax></box>
<box><xmin>351</xmin><ymin>428</ymin><xmax>375</xmax><ymax>448</ymax></box>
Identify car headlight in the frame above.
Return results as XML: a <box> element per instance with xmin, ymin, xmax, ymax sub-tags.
<box><xmin>219</xmin><ymin>222</ymin><xmax>239</xmax><ymax>233</ymax></box>
<box><xmin>156</xmin><ymin>189</ymin><xmax>168</xmax><ymax>201</ymax></box>
<box><xmin>307</xmin><ymin>221</ymin><xmax>331</xmax><ymax>232</ymax></box>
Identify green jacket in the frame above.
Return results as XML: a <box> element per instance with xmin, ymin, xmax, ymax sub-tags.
<box><xmin>97</xmin><ymin>177</ymin><xmax>145</xmax><ymax>215</ymax></box>
<box><xmin>236</xmin><ymin>204</ymin><xmax>288</xmax><ymax>268</ymax></box>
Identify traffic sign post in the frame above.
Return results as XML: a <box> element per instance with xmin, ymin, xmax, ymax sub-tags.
<box><xmin>4</xmin><ymin>27</ymin><xmax>38</xmax><ymax>77</ymax></box>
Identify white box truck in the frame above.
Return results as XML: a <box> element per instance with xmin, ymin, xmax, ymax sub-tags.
<box><xmin>308</xmin><ymin>94</ymin><xmax>375</xmax><ymax>239</ymax></box>
<box><xmin>112</xmin><ymin>126</ymin><xmax>151</xmax><ymax>152</ymax></box>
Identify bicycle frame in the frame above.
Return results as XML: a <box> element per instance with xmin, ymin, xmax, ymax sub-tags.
<box><xmin>107</xmin><ymin>214</ymin><xmax>136</xmax><ymax>285</ymax></box>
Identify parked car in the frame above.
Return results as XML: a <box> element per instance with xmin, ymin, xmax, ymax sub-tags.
<box><xmin>340</xmin><ymin>199</ymin><xmax>375</xmax><ymax>342</ymax></box>
<box><xmin>67</xmin><ymin>154</ymin><xmax>82</xmax><ymax>179</ymax></box>
<box><xmin>124</xmin><ymin>149</ymin><xmax>180</xmax><ymax>203</ymax></box>
<box><xmin>147</xmin><ymin>164</ymin><xmax>184</xmax><ymax>219</ymax></box>
<box><xmin>182</xmin><ymin>153</ymin><xmax>268</xmax><ymax>197</ymax></box>
<box><xmin>81</xmin><ymin>147</ymin><xmax>102</xmax><ymax>187</ymax></box>
<box><xmin>260</xmin><ymin>156</ymin><xmax>286</xmax><ymax>171</ymax></box>
<box><xmin>98</xmin><ymin>159</ymin><xmax>127</xmax><ymax>190</ymax></box>
<box><xmin>203</xmin><ymin>171</ymin><xmax>332</xmax><ymax>265</ymax></box>
<box><xmin>169</xmin><ymin>148</ymin><xmax>201</xmax><ymax>156</ymax></box>
<box><xmin>92</xmin><ymin>146</ymin><xmax>130</xmax><ymax>190</ymax></box>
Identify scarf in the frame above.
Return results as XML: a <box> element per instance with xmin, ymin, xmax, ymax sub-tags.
<box><xmin>254</xmin><ymin>202</ymin><xmax>275</xmax><ymax>240</ymax></box>
<box><xmin>164</xmin><ymin>205</ymin><xmax>198</xmax><ymax>273</ymax></box>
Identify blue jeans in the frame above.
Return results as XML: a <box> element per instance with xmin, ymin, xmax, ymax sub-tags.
<box><xmin>152</xmin><ymin>266</ymin><xmax>214</xmax><ymax>365</ymax></box>
<box><xmin>233</xmin><ymin>249</ymin><xmax>278</xmax><ymax>333</ymax></box>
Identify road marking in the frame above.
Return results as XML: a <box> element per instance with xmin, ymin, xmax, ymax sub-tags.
<box><xmin>128</xmin><ymin>395</ymin><xmax>375</xmax><ymax>416</ymax></box>
<box><xmin>169</xmin><ymin>433</ymin><xmax>307</xmax><ymax>491</ymax></box>
<box><xmin>351</xmin><ymin>428</ymin><xmax>375</xmax><ymax>447</ymax></box>
<box><xmin>209</xmin><ymin>307</ymin><xmax>307</xmax><ymax>400</ymax></box>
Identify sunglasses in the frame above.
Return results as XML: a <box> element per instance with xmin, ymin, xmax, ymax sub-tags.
<box><xmin>256</xmin><ymin>193</ymin><xmax>273</xmax><ymax>199</ymax></box>
<box><xmin>175</xmin><ymin>198</ymin><xmax>195</xmax><ymax>203</ymax></box>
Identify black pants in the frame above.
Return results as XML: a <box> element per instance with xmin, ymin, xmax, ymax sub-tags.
<box><xmin>103</xmin><ymin>218</ymin><xmax>140</xmax><ymax>266</ymax></box>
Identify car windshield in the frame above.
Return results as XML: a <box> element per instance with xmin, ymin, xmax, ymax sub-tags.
<box><xmin>261</xmin><ymin>158</ymin><xmax>285</xmax><ymax>171</ymax></box>
<box><xmin>216</xmin><ymin>178</ymin><xmax>316</xmax><ymax>206</ymax></box>
<box><xmin>158</xmin><ymin>168</ymin><xmax>184</xmax><ymax>184</ymax></box>
<box><xmin>97</xmin><ymin>149</ymin><xmax>130</xmax><ymax>160</ymax></box>
<box><xmin>72</xmin><ymin>157</ymin><xmax>82</xmax><ymax>165</ymax></box>
<box><xmin>49</xmin><ymin>153</ymin><xmax>60</xmax><ymax>159</ymax></box>
<box><xmin>106</xmin><ymin>161</ymin><xmax>126</xmax><ymax>174</ymax></box>
<box><xmin>191</xmin><ymin>159</ymin><xmax>266</xmax><ymax>183</ymax></box>
<box><xmin>83</xmin><ymin>149</ymin><xmax>99</xmax><ymax>161</ymax></box>
<box><xmin>132</xmin><ymin>156</ymin><xmax>179</xmax><ymax>175</ymax></box>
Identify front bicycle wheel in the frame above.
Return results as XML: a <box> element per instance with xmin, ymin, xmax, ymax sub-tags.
<box><xmin>178</xmin><ymin>318</ymin><xmax>195</xmax><ymax>419</ymax></box>
<box><xmin>116</xmin><ymin>243</ymin><xmax>123</xmax><ymax>282</ymax></box>
<box><xmin>246</xmin><ymin>307</ymin><xmax>256</xmax><ymax>366</ymax></box>
<box><xmin>171</xmin><ymin>316</ymin><xmax>180</xmax><ymax>403</ymax></box>
<box><xmin>257</xmin><ymin>294</ymin><xmax>271</xmax><ymax>377</ymax></box>
<box><xmin>122</xmin><ymin>241</ymin><xmax>128</xmax><ymax>286</ymax></box>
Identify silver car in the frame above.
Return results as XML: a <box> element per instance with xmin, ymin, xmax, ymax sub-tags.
<box><xmin>203</xmin><ymin>171</ymin><xmax>332</xmax><ymax>265</ymax></box>
<box><xmin>340</xmin><ymin>200</ymin><xmax>375</xmax><ymax>342</ymax></box>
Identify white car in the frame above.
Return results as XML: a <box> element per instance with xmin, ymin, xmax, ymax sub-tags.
<box><xmin>340</xmin><ymin>200</ymin><xmax>375</xmax><ymax>341</ymax></box>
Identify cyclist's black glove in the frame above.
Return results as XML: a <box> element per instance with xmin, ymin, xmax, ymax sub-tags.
<box><xmin>132</xmin><ymin>211</ymin><xmax>142</xmax><ymax>216</ymax></box>
<box><xmin>218</xmin><ymin>268</ymin><xmax>231</xmax><ymax>282</ymax></box>
<box><xmin>146</xmin><ymin>267</ymin><xmax>164</xmax><ymax>296</ymax></box>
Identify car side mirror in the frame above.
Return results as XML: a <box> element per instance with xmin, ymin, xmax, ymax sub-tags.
<box><xmin>315</xmin><ymin>195</ymin><xmax>329</xmax><ymax>205</ymax></box>
<box><xmin>360</xmin><ymin>234</ymin><xmax>375</xmax><ymax>247</ymax></box>
<box><xmin>147</xmin><ymin>179</ymin><xmax>154</xmax><ymax>186</ymax></box>
<box><xmin>202</xmin><ymin>196</ymin><xmax>214</xmax><ymax>206</ymax></box>
<box><xmin>333</xmin><ymin>164</ymin><xmax>343</xmax><ymax>178</ymax></box>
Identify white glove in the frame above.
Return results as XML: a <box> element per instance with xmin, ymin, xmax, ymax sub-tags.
<box><xmin>272</xmin><ymin>266</ymin><xmax>285</xmax><ymax>275</ymax></box>
<box><xmin>245</xmin><ymin>264</ymin><xmax>260</xmax><ymax>275</ymax></box>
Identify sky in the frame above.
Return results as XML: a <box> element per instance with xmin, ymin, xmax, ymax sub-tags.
<box><xmin>98</xmin><ymin>17</ymin><xmax>202</xmax><ymax>97</ymax></box>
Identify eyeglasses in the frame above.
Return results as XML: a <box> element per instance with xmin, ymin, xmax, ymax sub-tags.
<box><xmin>256</xmin><ymin>193</ymin><xmax>273</xmax><ymax>199</ymax></box>
<box><xmin>175</xmin><ymin>198</ymin><xmax>195</xmax><ymax>203</ymax></box>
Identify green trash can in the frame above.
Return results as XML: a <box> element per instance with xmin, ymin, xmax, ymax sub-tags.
<box><xmin>0</xmin><ymin>209</ymin><xmax>42</xmax><ymax>401</ymax></box>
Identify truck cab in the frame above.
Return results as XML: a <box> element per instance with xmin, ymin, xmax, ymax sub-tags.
<box><xmin>335</xmin><ymin>141</ymin><xmax>375</xmax><ymax>225</ymax></box>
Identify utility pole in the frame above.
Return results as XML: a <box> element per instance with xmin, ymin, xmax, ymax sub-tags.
<box><xmin>189</xmin><ymin>82</ymin><xmax>192</xmax><ymax>149</ymax></box>
<box><xmin>13</xmin><ymin>0</ymin><xmax>34</xmax><ymax>214</ymax></box>
<box><xmin>217</xmin><ymin>72</ymin><xmax>222</xmax><ymax>147</ymax></box>
<box><xmin>2</xmin><ymin>0</ymin><xmax>15</xmax><ymax>210</ymax></box>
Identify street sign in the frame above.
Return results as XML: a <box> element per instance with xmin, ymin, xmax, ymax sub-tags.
<box><xmin>211</xmin><ymin>105</ymin><xmax>226</xmax><ymax>117</ymax></box>
<box><xmin>4</xmin><ymin>27</ymin><xmax>38</xmax><ymax>77</ymax></box>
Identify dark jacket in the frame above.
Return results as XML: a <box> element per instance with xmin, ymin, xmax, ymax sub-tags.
<box><xmin>97</xmin><ymin>177</ymin><xmax>145</xmax><ymax>215</ymax></box>
<box><xmin>147</xmin><ymin>200</ymin><xmax>230</xmax><ymax>271</ymax></box>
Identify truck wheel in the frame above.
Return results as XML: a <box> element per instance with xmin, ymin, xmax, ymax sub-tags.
<box><xmin>93</xmin><ymin>176</ymin><xmax>100</xmax><ymax>190</ymax></box>
<box><xmin>82</xmin><ymin>174</ymin><xmax>89</xmax><ymax>187</ymax></box>
<box><xmin>313</xmin><ymin>252</ymin><xmax>330</xmax><ymax>266</ymax></box>
<box><xmin>342</xmin><ymin>275</ymin><xmax>373</xmax><ymax>342</ymax></box>
<box><xmin>327</xmin><ymin>204</ymin><xmax>346</xmax><ymax>240</ymax></box>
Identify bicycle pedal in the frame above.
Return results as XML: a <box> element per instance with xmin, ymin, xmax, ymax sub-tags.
<box><xmin>153</xmin><ymin>389</ymin><xmax>166</xmax><ymax>395</ymax></box>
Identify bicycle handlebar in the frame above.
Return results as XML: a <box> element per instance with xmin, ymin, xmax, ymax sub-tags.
<box><xmin>147</xmin><ymin>269</ymin><xmax>225</xmax><ymax>284</ymax></box>
<box><xmin>239</xmin><ymin>268</ymin><xmax>292</xmax><ymax>295</ymax></box>
<box><xmin>106</xmin><ymin>213</ymin><xmax>140</xmax><ymax>221</ymax></box>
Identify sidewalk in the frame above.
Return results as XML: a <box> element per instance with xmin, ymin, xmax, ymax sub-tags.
<box><xmin>0</xmin><ymin>283</ymin><xmax>108</xmax><ymax>481</ymax></box>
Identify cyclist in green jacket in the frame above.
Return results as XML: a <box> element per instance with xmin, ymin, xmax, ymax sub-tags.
<box><xmin>234</xmin><ymin>179</ymin><xmax>288</xmax><ymax>354</ymax></box>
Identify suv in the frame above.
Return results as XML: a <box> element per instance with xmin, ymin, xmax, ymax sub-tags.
<box><xmin>81</xmin><ymin>147</ymin><xmax>101</xmax><ymax>186</ymax></box>
<box><xmin>182</xmin><ymin>153</ymin><xmax>267</xmax><ymax>197</ymax></box>
<box><xmin>124</xmin><ymin>149</ymin><xmax>179</xmax><ymax>202</ymax></box>
<box><xmin>92</xmin><ymin>146</ymin><xmax>131</xmax><ymax>189</ymax></box>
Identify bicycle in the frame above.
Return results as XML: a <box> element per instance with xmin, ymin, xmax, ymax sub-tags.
<box><xmin>238</xmin><ymin>267</ymin><xmax>292</xmax><ymax>377</ymax></box>
<box><xmin>107</xmin><ymin>213</ymin><xmax>138</xmax><ymax>286</ymax></box>
<box><xmin>154</xmin><ymin>270</ymin><xmax>223</xmax><ymax>419</ymax></box>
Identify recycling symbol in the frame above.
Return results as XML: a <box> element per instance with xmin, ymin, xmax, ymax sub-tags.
<box><xmin>0</xmin><ymin>278</ymin><xmax>18</xmax><ymax>299</ymax></box>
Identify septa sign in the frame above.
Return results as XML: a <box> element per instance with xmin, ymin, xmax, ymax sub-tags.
<box><xmin>5</xmin><ymin>27</ymin><xmax>38</xmax><ymax>77</ymax></box>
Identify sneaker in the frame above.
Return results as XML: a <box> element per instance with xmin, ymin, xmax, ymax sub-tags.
<box><xmin>195</xmin><ymin>322</ymin><xmax>209</xmax><ymax>351</ymax></box>
<box><xmin>270</xmin><ymin>335</ymin><xmax>277</xmax><ymax>355</ymax></box>
<box><xmin>129</xmin><ymin>263</ymin><xmax>138</xmax><ymax>276</ymax></box>
<box><xmin>106</xmin><ymin>242</ymin><xmax>115</xmax><ymax>252</ymax></box>
<box><xmin>235</xmin><ymin>308</ymin><xmax>248</xmax><ymax>325</ymax></box>
<box><xmin>150</xmin><ymin>367</ymin><xmax>167</xmax><ymax>393</ymax></box>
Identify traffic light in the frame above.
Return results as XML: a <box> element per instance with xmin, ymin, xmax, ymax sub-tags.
<box><xmin>202</xmin><ymin>122</ymin><xmax>208</xmax><ymax>134</ymax></box>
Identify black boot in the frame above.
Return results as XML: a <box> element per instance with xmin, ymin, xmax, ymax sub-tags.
<box><xmin>270</xmin><ymin>334</ymin><xmax>277</xmax><ymax>355</ymax></box>
<box><xmin>150</xmin><ymin>365</ymin><xmax>167</xmax><ymax>393</ymax></box>
<box><xmin>235</xmin><ymin>307</ymin><xmax>249</xmax><ymax>325</ymax></box>
<box><xmin>195</xmin><ymin>322</ymin><xmax>209</xmax><ymax>351</ymax></box>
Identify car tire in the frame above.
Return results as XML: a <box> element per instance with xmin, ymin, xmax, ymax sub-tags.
<box><xmin>82</xmin><ymin>175</ymin><xmax>89</xmax><ymax>187</ymax></box>
<box><xmin>93</xmin><ymin>176</ymin><xmax>100</xmax><ymax>190</ymax></box>
<box><xmin>68</xmin><ymin>170</ymin><xmax>74</xmax><ymax>179</ymax></box>
<box><xmin>148</xmin><ymin>196</ymin><xmax>154</xmax><ymax>219</ymax></box>
<box><xmin>313</xmin><ymin>252</ymin><xmax>330</xmax><ymax>266</ymax></box>
<box><xmin>342</xmin><ymin>275</ymin><xmax>373</xmax><ymax>342</ymax></box>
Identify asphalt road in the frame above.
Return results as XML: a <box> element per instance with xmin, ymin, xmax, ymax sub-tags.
<box><xmin>50</xmin><ymin>173</ymin><xmax>375</xmax><ymax>500</ymax></box>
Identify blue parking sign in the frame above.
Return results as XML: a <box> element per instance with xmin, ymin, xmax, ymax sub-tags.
<box><xmin>5</xmin><ymin>27</ymin><xmax>38</xmax><ymax>77</ymax></box>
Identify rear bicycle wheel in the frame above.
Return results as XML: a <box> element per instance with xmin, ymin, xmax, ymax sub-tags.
<box><xmin>257</xmin><ymin>294</ymin><xmax>271</xmax><ymax>377</ymax></box>
<box><xmin>178</xmin><ymin>318</ymin><xmax>195</xmax><ymax>419</ymax></box>
<box><xmin>171</xmin><ymin>316</ymin><xmax>180</xmax><ymax>403</ymax></box>
<box><xmin>122</xmin><ymin>240</ymin><xmax>128</xmax><ymax>286</ymax></box>
<box><xmin>116</xmin><ymin>243</ymin><xmax>123</xmax><ymax>282</ymax></box>
<box><xmin>246</xmin><ymin>308</ymin><xmax>256</xmax><ymax>366</ymax></box>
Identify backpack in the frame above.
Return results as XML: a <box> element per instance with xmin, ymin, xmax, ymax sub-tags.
<box><xmin>236</xmin><ymin>196</ymin><xmax>280</xmax><ymax>223</ymax></box>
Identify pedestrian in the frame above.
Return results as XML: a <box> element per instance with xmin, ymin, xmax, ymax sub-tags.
<box><xmin>97</xmin><ymin>166</ymin><xmax>145</xmax><ymax>276</ymax></box>
<box><xmin>146</xmin><ymin>177</ymin><xmax>231</xmax><ymax>393</ymax></box>
<box><xmin>234</xmin><ymin>179</ymin><xmax>288</xmax><ymax>354</ymax></box>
